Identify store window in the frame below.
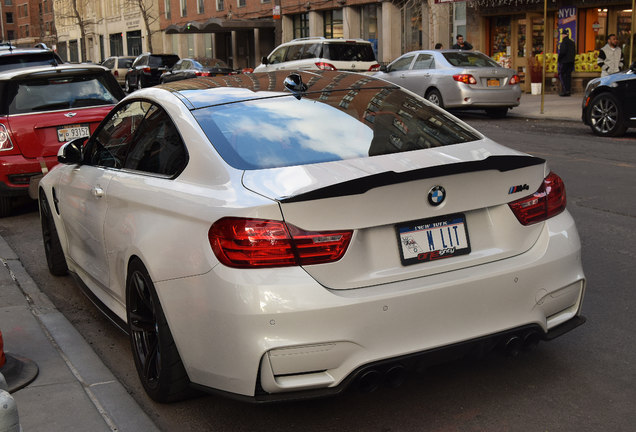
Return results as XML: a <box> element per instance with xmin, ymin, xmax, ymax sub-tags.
<box><xmin>361</xmin><ymin>5</ymin><xmax>378</xmax><ymax>55</ymax></box>
<box><xmin>491</xmin><ymin>16</ymin><xmax>511</xmax><ymax>57</ymax></box>
<box><xmin>617</xmin><ymin>9</ymin><xmax>632</xmax><ymax>60</ymax></box>
<box><xmin>293</xmin><ymin>13</ymin><xmax>309</xmax><ymax>39</ymax></box>
<box><xmin>453</xmin><ymin>3</ymin><xmax>466</xmax><ymax>43</ymax></box>
<box><xmin>404</xmin><ymin>6</ymin><xmax>422</xmax><ymax>52</ymax></box>
<box><xmin>324</xmin><ymin>10</ymin><xmax>343</xmax><ymax>39</ymax></box>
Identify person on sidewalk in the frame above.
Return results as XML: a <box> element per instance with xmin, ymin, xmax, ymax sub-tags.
<box><xmin>597</xmin><ymin>34</ymin><xmax>624</xmax><ymax>77</ymax></box>
<box><xmin>557</xmin><ymin>29</ymin><xmax>576</xmax><ymax>96</ymax></box>
<box><xmin>452</xmin><ymin>35</ymin><xmax>473</xmax><ymax>50</ymax></box>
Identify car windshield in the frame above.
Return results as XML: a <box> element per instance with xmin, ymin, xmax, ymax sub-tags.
<box><xmin>0</xmin><ymin>52</ymin><xmax>59</xmax><ymax>72</ymax></box>
<box><xmin>193</xmin><ymin>87</ymin><xmax>480</xmax><ymax>170</ymax></box>
<box><xmin>4</xmin><ymin>72</ymin><xmax>122</xmax><ymax>114</ymax></box>
<box><xmin>443</xmin><ymin>52</ymin><xmax>500</xmax><ymax>68</ymax></box>
<box><xmin>324</xmin><ymin>43</ymin><xmax>376</xmax><ymax>62</ymax></box>
<box><xmin>197</xmin><ymin>58</ymin><xmax>229</xmax><ymax>68</ymax></box>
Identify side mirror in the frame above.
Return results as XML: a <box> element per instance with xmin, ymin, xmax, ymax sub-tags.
<box><xmin>58</xmin><ymin>138</ymin><xmax>86</xmax><ymax>164</ymax></box>
<box><xmin>261</xmin><ymin>56</ymin><xmax>269</xmax><ymax>65</ymax></box>
<box><xmin>380</xmin><ymin>65</ymin><xmax>388</xmax><ymax>72</ymax></box>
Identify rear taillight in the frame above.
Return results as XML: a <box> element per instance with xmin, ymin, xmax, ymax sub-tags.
<box><xmin>209</xmin><ymin>217</ymin><xmax>352</xmax><ymax>268</ymax></box>
<box><xmin>509</xmin><ymin>74</ymin><xmax>520</xmax><ymax>85</ymax></box>
<box><xmin>368</xmin><ymin>64</ymin><xmax>381</xmax><ymax>72</ymax></box>
<box><xmin>0</xmin><ymin>124</ymin><xmax>14</xmax><ymax>151</ymax></box>
<box><xmin>142</xmin><ymin>67</ymin><xmax>151</xmax><ymax>73</ymax></box>
<box><xmin>315</xmin><ymin>62</ymin><xmax>337</xmax><ymax>71</ymax></box>
<box><xmin>195</xmin><ymin>71</ymin><xmax>211</xmax><ymax>76</ymax></box>
<box><xmin>453</xmin><ymin>74</ymin><xmax>477</xmax><ymax>85</ymax></box>
<box><xmin>508</xmin><ymin>172</ymin><xmax>566</xmax><ymax>225</ymax></box>
<box><xmin>114</xmin><ymin>70</ymin><xmax>119</xmax><ymax>76</ymax></box>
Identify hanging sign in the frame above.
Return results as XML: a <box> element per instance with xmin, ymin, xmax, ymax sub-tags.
<box><xmin>557</xmin><ymin>6</ymin><xmax>577</xmax><ymax>49</ymax></box>
<box><xmin>272</xmin><ymin>5</ymin><xmax>281</xmax><ymax>19</ymax></box>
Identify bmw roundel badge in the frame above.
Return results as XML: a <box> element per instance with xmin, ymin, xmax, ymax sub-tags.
<box><xmin>428</xmin><ymin>185</ymin><xmax>446</xmax><ymax>206</ymax></box>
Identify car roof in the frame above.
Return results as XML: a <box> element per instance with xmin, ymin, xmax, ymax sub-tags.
<box><xmin>0</xmin><ymin>47</ymin><xmax>59</xmax><ymax>56</ymax></box>
<box><xmin>157</xmin><ymin>70</ymin><xmax>396</xmax><ymax>109</ymax></box>
<box><xmin>281</xmin><ymin>37</ymin><xmax>373</xmax><ymax>46</ymax></box>
<box><xmin>0</xmin><ymin>63</ymin><xmax>109</xmax><ymax>80</ymax></box>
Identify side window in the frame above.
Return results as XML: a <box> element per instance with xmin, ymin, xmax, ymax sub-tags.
<box><xmin>413</xmin><ymin>54</ymin><xmax>435</xmax><ymax>70</ymax></box>
<box><xmin>86</xmin><ymin>101</ymin><xmax>149</xmax><ymax>168</ymax></box>
<box><xmin>388</xmin><ymin>55</ymin><xmax>415</xmax><ymax>72</ymax></box>
<box><xmin>124</xmin><ymin>105</ymin><xmax>187</xmax><ymax>176</ymax></box>
<box><xmin>103</xmin><ymin>58</ymin><xmax>114</xmax><ymax>69</ymax></box>
<box><xmin>286</xmin><ymin>44</ymin><xmax>303</xmax><ymax>61</ymax></box>
<box><xmin>268</xmin><ymin>46</ymin><xmax>287</xmax><ymax>64</ymax></box>
<box><xmin>302</xmin><ymin>43</ymin><xmax>321</xmax><ymax>59</ymax></box>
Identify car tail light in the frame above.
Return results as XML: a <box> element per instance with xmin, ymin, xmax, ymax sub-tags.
<box><xmin>508</xmin><ymin>172</ymin><xmax>566</xmax><ymax>225</ymax></box>
<box><xmin>0</xmin><ymin>124</ymin><xmax>14</xmax><ymax>151</ymax></box>
<box><xmin>453</xmin><ymin>74</ymin><xmax>477</xmax><ymax>85</ymax></box>
<box><xmin>209</xmin><ymin>217</ymin><xmax>352</xmax><ymax>268</ymax></box>
<box><xmin>315</xmin><ymin>62</ymin><xmax>337</xmax><ymax>71</ymax></box>
<box><xmin>368</xmin><ymin>64</ymin><xmax>381</xmax><ymax>72</ymax></box>
<box><xmin>508</xmin><ymin>74</ymin><xmax>521</xmax><ymax>85</ymax></box>
<box><xmin>114</xmin><ymin>70</ymin><xmax>119</xmax><ymax>76</ymax></box>
<box><xmin>196</xmin><ymin>71</ymin><xmax>212</xmax><ymax>76</ymax></box>
<box><xmin>142</xmin><ymin>67</ymin><xmax>151</xmax><ymax>73</ymax></box>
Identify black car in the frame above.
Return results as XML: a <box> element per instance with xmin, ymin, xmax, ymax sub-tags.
<box><xmin>125</xmin><ymin>53</ymin><xmax>179</xmax><ymax>92</ymax></box>
<box><xmin>582</xmin><ymin>61</ymin><xmax>636</xmax><ymax>137</ymax></box>
<box><xmin>160</xmin><ymin>57</ymin><xmax>235</xmax><ymax>83</ymax></box>
<box><xmin>0</xmin><ymin>47</ymin><xmax>64</xmax><ymax>72</ymax></box>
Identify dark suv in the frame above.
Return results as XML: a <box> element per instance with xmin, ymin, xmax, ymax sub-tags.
<box><xmin>0</xmin><ymin>47</ymin><xmax>64</xmax><ymax>72</ymax></box>
<box><xmin>125</xmin><ymin>53</ymin><xmax>179</xmax><ymax>92</ymax></box>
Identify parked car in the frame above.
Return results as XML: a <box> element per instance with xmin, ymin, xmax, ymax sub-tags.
<box><xmin>0</xmin><ymin>47</ymin><xmax>63</xmax><ymax>72</ymax></box>
<box><xmin>0</xmin><ymin>63</ymin><xmax>124</xmax><ymax>216</ymax></box>
<box><xmin>160</xmin><ymin>57</ymin><xmax>235</xmax><ymax>83</ymax></box>
<box><xmin>581</xmin><ymin>61</ymin><xmax>636</xmax><ymax>137</ymax></box>
<box><xmin>39</xmin><ymin>70</ymin><xmax>585</xmax><ymax>403</ymax></box>
<box><xmin>375</xmin><ymin>50</ymin><xmax>522</xmax><ymax>118</ymax></box>
<box><xmin>101</xmin><ymin>56</ymin><xmax>136</xmax><ymax>87</ymax></box>
<box><xmin>124</xmin><ymin>53</ymin><xmax>179</xmax><ymax>92</ymax></box>
<box><xmin>254</xmin><ymin>37</ymin><xmax>380</xmax><ymax>73</ymax></box>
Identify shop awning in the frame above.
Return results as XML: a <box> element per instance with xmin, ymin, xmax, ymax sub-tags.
<box><xmin>165</xmin><ymin>18</ymin><xmax>275</xmax><ymax>34</ymax></box>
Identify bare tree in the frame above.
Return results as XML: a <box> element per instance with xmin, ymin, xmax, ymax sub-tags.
<box><xmin>56</xmin><ymin>0</ymin><xmax>89</xmax><ymax>61</ymax></box>
<box><xmin>126</xmin><ymin>0</ymin><xmax>159</xmax><ymax>53</ymax></box>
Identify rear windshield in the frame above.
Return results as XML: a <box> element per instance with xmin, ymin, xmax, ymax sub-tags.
<box><xmin>193</xmin><ymin>87</ymin><xmax>479</xmax><ymax>170</ymax></box>
<box><xmin>324</xmin><ymin>43</ymin><xmax>376</xmax><ymax>62</ymax></box>
<box><xmin>442</xmin><ymin>52</ymin><xmax>500</xmax><ymax>68</ymax></box>
<box><xmin>0</xmin><ymin>52</ymin><xmax>60</xmax><ymax>72</ymax></box>
<box><xmin>3</xmin><ymin>72</ymin><xmax>123</xmax><ymax>115</ymax></box>
<box><xmin>149</xmin><ymin>56</ymin><xmax>179</xmax><ymax>68</ymax></box>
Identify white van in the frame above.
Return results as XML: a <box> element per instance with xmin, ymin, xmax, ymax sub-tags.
<box><xmin>254</xmin><ymin>37</ymin><xmax>379</xmax><ymax>73</ymax></box>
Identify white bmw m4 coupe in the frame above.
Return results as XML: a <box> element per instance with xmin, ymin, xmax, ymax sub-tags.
<box><xmin>39</xmin><ymin>70</ymin><xmax>586</xmax><ymax>402</ymax></box>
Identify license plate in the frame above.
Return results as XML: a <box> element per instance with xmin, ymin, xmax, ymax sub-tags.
<box><xmin>487</xmin><ymin>79</ymin><xmax>500</xmax><ymax>87</ymax></box>
<box><xmin>397</xmin><ymin>214</ymin><xmax>471</xmax><ymax>265</ymax></box>
<box><xmin>57</xmin><ymin>124</ymin><xmax>90</xmax><ymax>142</ymax></box>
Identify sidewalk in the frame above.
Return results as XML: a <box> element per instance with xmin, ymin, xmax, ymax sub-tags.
<box><xmin>0</xmin><ymin>236</ymin><xmax>159</xmax><ymax>432</ymax></box>
<box><xmin>509</xmin><ymin>91</ymin><xmax>582</xmax><ymax>122</ymax></box>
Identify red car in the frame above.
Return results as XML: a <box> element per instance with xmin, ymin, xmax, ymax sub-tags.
<box><xmin>0</xmin><ymin>63</ymin><xmax>124</xmax><ymax>216</ymax></box>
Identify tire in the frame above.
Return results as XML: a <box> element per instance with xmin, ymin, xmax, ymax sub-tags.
<box><xmin>587</xmin><ymin>93</ymin><xmax>626</xmax><ymax>137</ymax></box>
<box><xmin>425</xmin><ymin>89</ymin><xmax>444</xmax><ymax>108</ymax></box>
<box><xmin>39</xmin><ymin>189</ymin><xmax>68</xmax><ymax>276</ymax></box>
<box><xmin>0</xmin><ymin>195</ymin><xmax>11</xmax><ymax>218</ymax></box>
<box><xmin>485</xmin><ymin>107</ymin><xmax>509</xmax><ymax>118</ymax></box>
<box><xmin>126</xmin><ymin>258</ymin><xmax>193</xmax><ymax>402</ymax></box>
<box><xmin>124</xmin><ymin>77</ymin><xmax>132</xmax><ymax>93</ymax></box>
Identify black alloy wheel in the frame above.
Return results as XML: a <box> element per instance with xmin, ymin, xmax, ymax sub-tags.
<box><xmin>126</xmin><ymin>258</ymin><xmax>192</xmax><ymax>402</ymax></box>
<box><xmin>588</xmin><ymin>93</ymin><xmax>626</xmax><ymax>137</ymax></box>
<box><xmin>39</xmin><ymin>189</ymin><xmax>68</xmax><ymax>276</ymax></box>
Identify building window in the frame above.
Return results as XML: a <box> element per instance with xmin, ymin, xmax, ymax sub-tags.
<box><xmin>180</xmin><ymin>0</ymin><xmax>187</xmax><ymax>17</ymax></box>
<box><xmin>238</xmin><ymin>0</ymin><xmax>246</xmax><ymax>7</ymax></box>
<box><xmin>453</xmin><ymin>3</ymin><xmax>467</xmax><ymax>44</ymax></box>
<box><xmin>324</xmin><ymin>9</ymin><xmax>343</xmax><ymax>39</ymax></box>
<box><xmin>164</xmin><ymin>0</ymin><xmax>171</xmax><ymax>19</ymax></box>
<box><xmin>293</xmin><ymin>13</ymin><xmax>309</xmax><ymax>39</ymax></box>
<box><xmin>197</xmin><ymin>0</ymin><xmax>204</xmax><ymax>13</ymax></box>
<box><xmin>261</xmin><ymin>0</ymin><xmax>271</xmax><ymax>3</ymax></box>
<box><xmin>24</xmin><ymin>25</ymin><xmax>29</xmax><ymax>37</ymax></box>
<box><xmin>216</xmin><ymin>0</ymin><xmax>224</xmax><ymax>11</ymax></box>
<box><xmin>6</xmin><ymin>12</ymin><xmax>12</xmax><ymax>23</ymax></box>
<box><xmin>7</xmin><ymin>30</ymin><xmax>14</xmax><ymax>40</ymax></box>
<box><xmin>5</xmin><ymin>0</ymin><xmax>12</xmax><ymax>5</ymax></box>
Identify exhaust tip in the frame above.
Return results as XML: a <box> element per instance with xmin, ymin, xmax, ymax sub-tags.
<box><xmin>503</xmin><ymin>336</ymin><xmax>523</xmax><ymax>357</ymax></box>
<box><xmin>522</xmin><ymin>331</ymin><xmax>541</xmax><ymax>351</ymax></box>
<box><xmin>357</xmin><ymin>370</ymin><xmax>382</xmax><ymax>393</ymax></box>
<box><xmin>384</xmin><ymin>365</ymin><xmax>407</xmax><ymax>389</ymax></box>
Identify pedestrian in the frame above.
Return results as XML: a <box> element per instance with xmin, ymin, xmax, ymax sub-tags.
<box><xmin>597</xmin><ymin>34</ymin><xmax>624</xmax><ymax>77</ymax></box>
<box><xmin>452</xmin><ymin>35</ymin><xmax>473</xmax><ymax>50</ymax></box>
<box><xmin>557</xmin><ymin>29</ymin><xmax>575</xmax><ymax>96</ymax></box>
<box><xmin>434</xmin><ymin>43</ymin><xmax>443</xmax><ymax>49</ymax></box>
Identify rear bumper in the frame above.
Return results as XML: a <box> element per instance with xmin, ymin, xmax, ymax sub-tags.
<box><xmin>154</xmin><ymin>210</ymin><xmax>585</xmax><ymax>399</ymax></box>
<box><xmin>0</xmin><ymin>154</ymin><xmax>58</xmax><ymax>197</ymax></box>
<box><xmin>445</xmin><ymin>85</ymin><xmax>522</xmax><ymax>108</ymax></box>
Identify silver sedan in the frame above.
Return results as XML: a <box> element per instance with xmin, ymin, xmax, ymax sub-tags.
<box><xmin>375</xmin><ymin>50</ymin><xmax>522</xmax><ymax>118</ymax></box>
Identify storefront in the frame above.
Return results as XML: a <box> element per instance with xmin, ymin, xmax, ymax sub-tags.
<box><xmin>469</xmin><ymin>1</ymin><xmax>634</xmax><ymax>93</ymax></box>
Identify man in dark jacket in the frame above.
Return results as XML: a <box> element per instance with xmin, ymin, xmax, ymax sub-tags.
<box><xmin>557</xmin><ymin>30</ymin><xmax>576</xmax><ymax>96</ymax></box>
<box><xmin>452</xmin><ymin>35</ymin><xmax>473</xmax><ymax>50</ymax></box>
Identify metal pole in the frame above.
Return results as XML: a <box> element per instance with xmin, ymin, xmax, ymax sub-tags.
<box><xmin>540</xmin><ymin>0</ymin><xmax>547</xmax><ymax>114</ymax></box>
<box><xmin>631</xmin><ymin>0</ymin><xmax>635</xmax><ymax>66</ymax></box>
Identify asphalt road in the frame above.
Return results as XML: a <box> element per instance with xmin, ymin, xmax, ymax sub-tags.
<box><xmin>2</xmin><ymin>116</ymin><xmax>635</xmax><ymax>431</ymax></box>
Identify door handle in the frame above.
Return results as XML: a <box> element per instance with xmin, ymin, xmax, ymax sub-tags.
<box><xmin>92</xmin><ymin>186</ymin><xmax>104</xmax><ymax>198</ymax></box>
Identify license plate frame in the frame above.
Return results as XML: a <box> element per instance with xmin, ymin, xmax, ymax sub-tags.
<box><xmin>396</xmin><ymin>213</ymin><xmax>471</xmax><ymax>265</ymax></box>
<box><xmin>57</xmin><ymin>124</ymin><xmax>90</xmax><ymax>142</ymax></box>
<box><xmin>487</xmin><ymin>78</ymin><xmax>501</xmax><ymax>87</ymax></box>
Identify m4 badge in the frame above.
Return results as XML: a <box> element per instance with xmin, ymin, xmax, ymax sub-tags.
<box><xmin>508</xmin><ymin>184</ymin><xmax>530</xmax><ymax>194</ymax></box>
